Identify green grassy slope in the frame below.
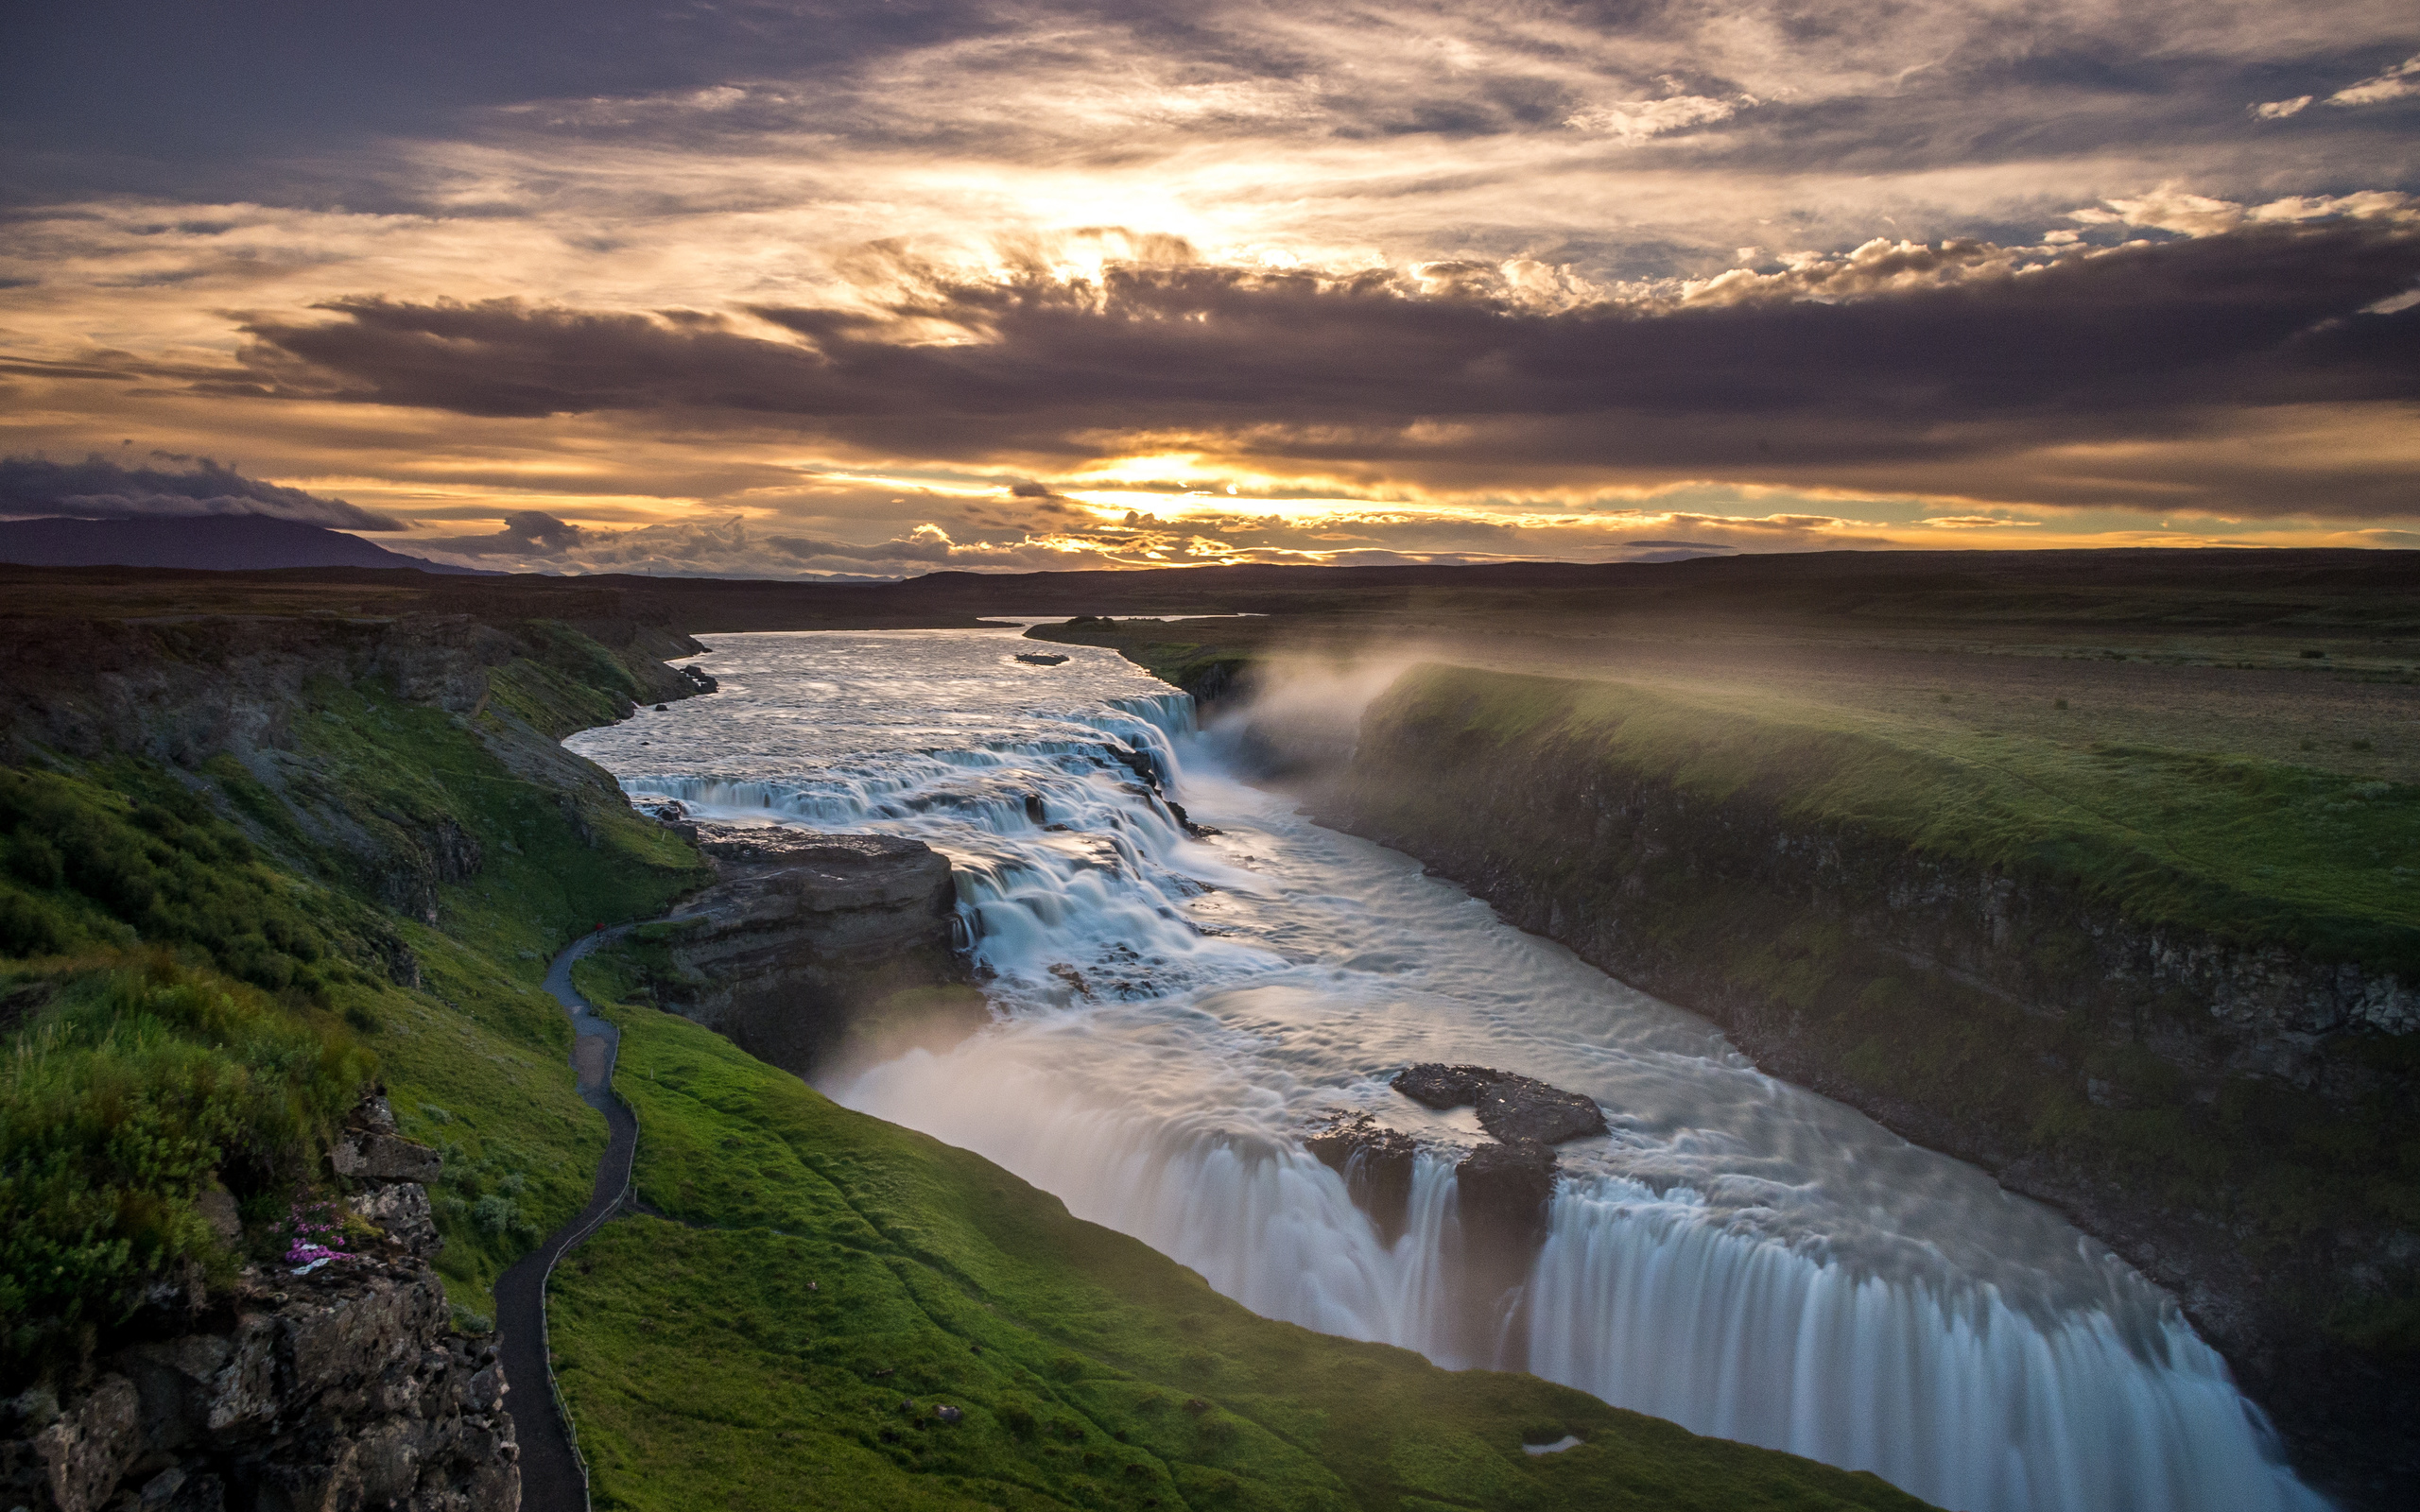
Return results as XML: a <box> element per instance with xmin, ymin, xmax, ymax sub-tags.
<box><xmin>1374</xmin><ymin>664</ymin><xmax>2420</xmax><ymax>974</ymax></box>
<box><xmin>0</xmin><ymin>621</ymin><xmax>709</xmax><ymax>1377</ymax></box>
<box><xmin>550</xmin><ymin>998</ymin><xmax>1935</xmax><ymax>1512</ymax></box>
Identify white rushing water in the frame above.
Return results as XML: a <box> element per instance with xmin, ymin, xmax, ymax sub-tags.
<box><xmin>568</xmin><ymin>627</ymin><xmax>2327</xmax><ymax>1512</ymax></box>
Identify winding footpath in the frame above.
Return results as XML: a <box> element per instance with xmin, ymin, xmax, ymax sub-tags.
<box><xmin>495</xmin><ymin>928</ymin><xmax>640</xmax><ymax>1512</ymax></box>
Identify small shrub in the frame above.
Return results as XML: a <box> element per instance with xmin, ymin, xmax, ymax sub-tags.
<box><xmin>2054</xmin><ymin>697</ymin><xmax>2068</xmax><ymax>710</ymax></box>
<box><xmin>2301</xmin><ymin>649</ymin><xmax>2328</xmax><ymax>660</ymax></box>
<box><xmin>471</xmin><ymin>1194</ymin><xmax>520</xmax><ymax>1237</ymax></box>
<box><xmin>0</xmin><ymin>956</ymin><xmax>371</xmax><ymax>1377</ymax></box>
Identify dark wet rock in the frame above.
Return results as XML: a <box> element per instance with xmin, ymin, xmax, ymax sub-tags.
<box><xmin>1103</xmin><ymin>742</ymin><xmax>1164</xmax><ymax>790</ymax></box>
<box><xmin>679</xmin><ymin>664</ymin><xmax>717</xmax><ymax>693</ymax></box>
<box><xmin>1476</xmin><ymin>1077</ymin><xmax>1608</xmax><ymax>1145</ymax></box>
<box><xmin>635</xmin><ymin>798</ymin><xmax>697</xmax><ymax>841</ymax></box>
<box><xmin>1454</xmin><ymin>1139</ymin><xmax>1558</xmax><ymax>1246</ymax></box>
<box><xmin>1304</xmin><ymin>1111</ymin><xmax>1419</xmax><ymax>1243</ymax></box>
<box><xmin>1164</xmin><ymin>799</ymin><xmax>1219</xmax><ymax>840</ymax></box>
<box><xmin>1025</xmin><ymin>793</ymin><xmax>1047</xmax><ymax>823</ymax></box>
<box><xmin>1391</xmin><ymin>1063</ymin><xmax>1608</xmax><ymax>1144</ymax></box>
<box><xmin>1013</xmin><ymin>653</ymin><xmax>1069</xmax><ymax>665</ymax></box>
<box><xmin>1391</xmin><ymin>1063</ymin><xmax>1497</xmax><ymax>1110</ymax></box>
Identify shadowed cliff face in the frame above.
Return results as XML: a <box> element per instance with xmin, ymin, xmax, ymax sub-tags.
<box><xmin>1317</xmin><ymin>663</ymin><xmax>2420</xmax><ymax>1508</ymax></box>
<box><xmin>1</xmin><ymin>1098</ymin><xmax>518</xmax><ymax>1512</ymax></box>
<box><xmin>631</xmin><ymin>824</ymin><xmax>976</xmax><ymax>1078</ymax></box>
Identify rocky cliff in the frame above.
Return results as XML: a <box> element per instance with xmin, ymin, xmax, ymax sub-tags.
<box><xmin>2</xmin><ymin>1099</ymin><xmax>518</xmax><ymax>1512</ymax></box>
<box><xmin>0</xmin><ymin>609</ymin><xmax>702</xmax><ymax>929</ymax></box>
<box><xmin>1320</xmin><ymin>664</ymin><xmax>2419</xmax><ymax>1507</ymax></box>
<box><xmin>618</xmin><ymin>820</ymin><xmax>976</xmax><ymax>1078</ymax></box>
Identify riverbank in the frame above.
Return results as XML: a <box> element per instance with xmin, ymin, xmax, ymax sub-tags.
<box><xmin>2</xmin><ymin>575</ymin><xmax>1947</xmax><ymax>1511</ymax></box>
<box><xmin>1251</xmin><ymin>661</ymin><xmax>2416</xmax><ymax>1505</ymax></box>
<box><xmin>547</xmin><ymin>971</ymin><xmax>1934</xmax><ymax>1512</ymax></box>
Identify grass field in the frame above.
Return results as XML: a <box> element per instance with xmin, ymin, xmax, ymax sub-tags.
<box><xmin>1370</xmin><ymin>662</ymin><xmax>2420</xmax><ymax>975</ymax></box>
<box><xmin>0</xmin><ymin>617</ymin><xmax>708</xmax><ymax>1374</ymax></box>
<box><xmin>548</xmin><ymin>991</ymin><xmax>1935</xmax><ymax>1512</ymax></box>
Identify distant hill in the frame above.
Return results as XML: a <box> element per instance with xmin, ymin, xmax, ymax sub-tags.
<box><xmin>0</xmin><ymin>515</ymin><xmax>489</xmax><ymax>573</ymax></box>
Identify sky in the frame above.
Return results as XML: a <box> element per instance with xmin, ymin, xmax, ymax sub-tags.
<box><xmin>2</xmin><ymin>1</ymin><xmax>2415</xmax><ymax>577</ymax></box>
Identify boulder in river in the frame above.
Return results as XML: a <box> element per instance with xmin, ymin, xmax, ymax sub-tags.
<box><xmin>1454</xmin><ymin>1138</ymin><xmax>1558</xmax><ymax>1246</ymax></box>
<box><xmin>1304</xmin><ymin>1110</ymin><xmax>1418</xmax><ymax>1242</ymax></box>
<box><xmin>1391</xmin><ymin>1062</ymin><xmax>1497</xmax><ymax>1109</ymax></box>
<box><xmin>1391</xmin><ymin>1063</ymin><xmax>1609</xmax><ymax>1144</ymax></box>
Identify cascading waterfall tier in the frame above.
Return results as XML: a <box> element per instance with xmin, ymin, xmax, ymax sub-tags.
<box><xmin>568</xmin><ymin>628</ymin><xmax>2327</xmax><ymax>1512</ymax></box>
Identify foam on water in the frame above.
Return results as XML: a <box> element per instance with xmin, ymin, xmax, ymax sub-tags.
<box><xmin>568</xmin><ymin>627</ymin><xmax>2327</xmax><ymax>1512</ymax></box>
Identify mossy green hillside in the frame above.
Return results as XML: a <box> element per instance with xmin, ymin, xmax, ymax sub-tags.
<box><xmin>546</xmin><ymin>994</ymin><xmax>1934</xmax><ymax>1512</ymax></box>
<box><xmin>0</xmin><ymin>954</ymin><xmax>371</xmax><ymax>1366</ymax></box>
<box><xmin>1</xmin><ymin>620</ymin><xmax>710</xmax><ymax>1378</ymax></box>
<box><xmin>1028</xmin><ymin>618</ymin><xmax>1253</xmax><ymax>700</ymax></box>
<box><xmin>1371</xmin><ymin>664</ymin><xmax>2419</xmax><ymax>975</ymax></box>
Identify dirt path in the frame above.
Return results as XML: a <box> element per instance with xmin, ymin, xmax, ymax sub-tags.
<box><xmin>495</xmin><ymin>928</ymin><xmax>639</xmax><ymax>1512</ymax></box>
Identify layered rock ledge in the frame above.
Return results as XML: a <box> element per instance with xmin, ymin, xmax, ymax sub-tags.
<box><xmin>633</xmin><ymin>822</ymin><xmax>976</xmax><ymax>1076</ymax></box>
<box><xmin>2</xmin><ymin>1101</ymin><xmax>516</xmax><ymax>1512</ymax></box>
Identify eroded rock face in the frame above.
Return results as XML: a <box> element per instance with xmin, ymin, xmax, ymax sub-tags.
<box><xmin>1454</xmin><ymin>1139</ymin><xmax>1559</xmax><ymax>1239</ymax></box>
<box><xmin>2</xmin><ymin>1101</ymin><xmax>516</xmax><ymax>1512</ymax></box>
<box><xmin>1390</xmin><ymin>1063</ymin><xmax>1610</xmax><ymax>1144</ymax></box>
<box><xmin>648</xmin><ymin>825</ymin><xmax>970</xmax><ymax>1076</ymax></box>
<box><xmin>1304</xmin><ymin>1111</ymin><xmax>1419</xmax><ymax>1243</ymax></box>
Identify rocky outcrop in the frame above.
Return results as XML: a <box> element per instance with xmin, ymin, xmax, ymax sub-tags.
<box><xmin>640</xmin><ymin>825</ymin><xmax>973</xmax><ymax>1076</ymax></box>
<box><xmin>2</xmin><ymin>1101</ymin><xmax>518</xmax><ymax>1512</ymax></box>
<box><xmin>0</xmin><ymin>610</ymin><xmax>702</xmax><ymax>918</ymax></box>
<box><xmin>1452</xmin><ymin>1140</ymin><xmax>1558</xmax><ymax>1245</ymax></box>
<box><xmin>1305</xmin><ymin>1063</ymin><xmax>1598</xmax><ymax>1373</ymax></box>
<box><xmin>1390</xmin><ymin>1063</ymin><xmax>1609</xmax><ymax>1145</ymax></box>
<box><xmin>1304</xmin><ymin>1112</ymin><xmax>1418</xmax><ymax>1243</ymax></box>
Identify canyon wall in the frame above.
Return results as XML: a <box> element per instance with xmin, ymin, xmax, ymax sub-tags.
<box><xmin>1309</xmin><ymin>662</ymin><xmax>2418</xmax><ymax>1505</ymax></box>
<box><xmin>612</xmin><ymin>819</ymin><xmax>976</xmax><ymax>1078</ymax></box>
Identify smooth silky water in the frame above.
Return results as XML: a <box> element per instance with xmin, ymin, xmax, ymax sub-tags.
<box><xmin>568</xmin><ymin>627</ymin><xmax>2327</xmax><ymax>1512</ymax></box>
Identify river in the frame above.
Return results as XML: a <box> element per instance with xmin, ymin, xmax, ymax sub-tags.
<box><xmin>565</xmin><ymin>626</ymin><xmax>2326</xmax><ymax>1512</ymax></box>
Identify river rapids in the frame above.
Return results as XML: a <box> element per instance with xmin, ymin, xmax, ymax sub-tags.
<box><xmin>566</xmin><ymin>627</ymin><xmax>2327</xmax><ymax>1512</ymax></box>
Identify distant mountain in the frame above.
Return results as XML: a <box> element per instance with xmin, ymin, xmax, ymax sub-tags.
<box><xmin>0</xmin><ymin>515</ymin><xmax>490</xmax><ymax>574</ymax></box>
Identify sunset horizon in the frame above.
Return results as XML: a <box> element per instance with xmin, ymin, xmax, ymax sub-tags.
<box><xmin>5</xmin><ymin>2</ymin><xmax>2416</xmax><ymax>578</ymax></box>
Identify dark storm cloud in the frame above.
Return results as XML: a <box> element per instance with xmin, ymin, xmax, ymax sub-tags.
<box><xmin>0</xmin><ymin>452</ymin><xmax>403</xmax><ymax>529</ymax></box>
<box><xmin>219</xmin><ymin>219</ymin><xmax>2420</xmax><ymax>514</ymax></box>
<box><xmin>409</xmin><ymin>509</ymin><xmax>589</xmax><ymax>555</ymax></box>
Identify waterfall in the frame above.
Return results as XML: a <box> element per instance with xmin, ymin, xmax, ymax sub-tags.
<box><xmin>571</xmin><ymin>628</ymin><xmax>2328</xmax><ymax>1512</ymax></box>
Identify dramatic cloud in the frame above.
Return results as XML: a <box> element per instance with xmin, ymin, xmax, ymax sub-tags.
<box><xmin>0</xmin><ymin>453</ymin><xmax>403</xmax><ymax>529</ymax></box>
<box><xmin>5</xmin><ymin>0</ymin><xmax>2417</xmax><ymax>567</ymax></box>
<box><xmin>198</xmin><ymin>213</ymin><xmax>2420</xmax><ymax>515</ymax></box>
<box><xmin>2255</xmin><ymin>49</ymin><xmax>2420</xmax><ymax>119</ymax></box>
